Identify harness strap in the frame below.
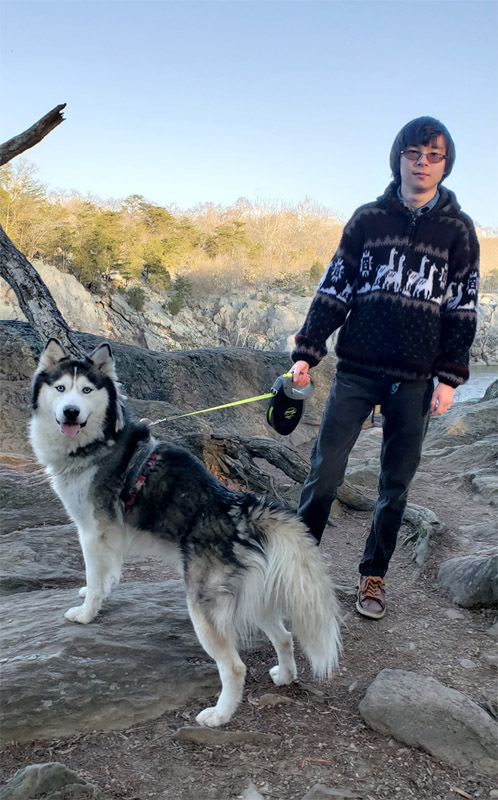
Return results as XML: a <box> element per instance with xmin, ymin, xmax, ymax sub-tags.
<box><xmin>123</xmin><ymin>452</ymin><xmax>157</xmax><ymax>513</ymax></box>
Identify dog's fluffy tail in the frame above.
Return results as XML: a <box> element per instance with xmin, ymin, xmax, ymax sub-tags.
<box><xmin>241</xmin><ymin>504</ymin><xmax>342</xmax><ymax>679</ymax></box>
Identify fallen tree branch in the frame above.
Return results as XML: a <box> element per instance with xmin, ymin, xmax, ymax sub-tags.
<box><xmin>0</xmin><ymin>103</ymin><xmax>66</xmax><ymax>165</ymax></box>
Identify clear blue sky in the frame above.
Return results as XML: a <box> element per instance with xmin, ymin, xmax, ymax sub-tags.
<box><xmin>1</xmin><ymin>0</ymin><xmax>497</xmax><ymax>228</ymax></box>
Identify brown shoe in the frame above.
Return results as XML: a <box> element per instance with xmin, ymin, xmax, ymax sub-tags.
<box><xmin>356</xmin><ymin>576</ymin><xmax>386</xmax><ymax>619</ymax></box>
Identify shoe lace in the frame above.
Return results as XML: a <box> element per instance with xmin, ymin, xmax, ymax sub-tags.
<box><xmin>360</xmin><ymin>576</ymin><xmax>385</xmax><ymax>600</ymax></box>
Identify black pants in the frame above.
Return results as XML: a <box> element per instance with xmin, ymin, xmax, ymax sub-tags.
<box><xmin>298</xmin><ymin>370</ymin><xmax>433</xmax><ymax>578</ymax></box>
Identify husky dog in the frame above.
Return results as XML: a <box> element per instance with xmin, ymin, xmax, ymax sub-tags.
<box><xmin>30</xmin><ymin>339</ymin><xmax>341</xmax><ymax>727</ymax></box>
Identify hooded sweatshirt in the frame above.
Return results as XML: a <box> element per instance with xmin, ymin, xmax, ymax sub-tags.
<box><xmin>292</xmin><ymin>183</ymin><xmax>479</xmax><ymax>387</ymax></box>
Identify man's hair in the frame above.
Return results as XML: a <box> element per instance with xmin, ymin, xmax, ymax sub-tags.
<box><xmin>390</xmin><ymin>116</ymin><xmax>456</xmax><ymax>184</ymax></box>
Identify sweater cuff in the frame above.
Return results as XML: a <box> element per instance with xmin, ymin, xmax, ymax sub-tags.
<box><xmin>291</xmin><ymin>351</ymin><xmax>318</xmax><ymax>368</ymax></box>
<box><xmin>437</xmin><ymin>378</ymin><xmax>459</xmax><ymax>389</ymax></box>
<box><xmin>435</xmin><ymin>367</ymin><xmax>469</xmax><ymax>389</ymax></box>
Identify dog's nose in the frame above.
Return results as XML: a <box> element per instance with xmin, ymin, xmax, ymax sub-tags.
<box><xmin>63</xmin><ymin>406</ymin><xmax>80</xmax><ymax>422</ymax></box>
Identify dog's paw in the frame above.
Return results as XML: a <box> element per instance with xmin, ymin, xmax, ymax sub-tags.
<box><xmin>269</xmin><ymin>664</ymin><xmax>296</xmax><ymax>686</ymax></box>
<box><xmin>78</xmin><ymin>586</ymin><xmax>88</xmax><ymax>597</ymax></box>
<box><xmin>64</xmin><ymin>605</ymin><xmax>94</xmax><ymax>624</ymax></box>
<box><xmin>195</xmin><ymin>706</ymin><xmax>231</xmax><ymax>728</ymax></box>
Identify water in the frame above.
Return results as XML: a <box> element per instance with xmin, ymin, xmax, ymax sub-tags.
<box><xmin>453</xmin><ymin>364</ymin><xmax>497</xmax><ymax>403</ymax></box>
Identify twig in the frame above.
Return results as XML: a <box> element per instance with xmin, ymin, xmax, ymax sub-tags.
<box><xmin>449</xmin><ymin>788</ymin><xmax>473</xmax><ymax>800</ymax></box>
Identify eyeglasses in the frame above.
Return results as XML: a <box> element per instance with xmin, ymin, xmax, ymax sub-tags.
<box><xmin>401</xmin><ymin>148</ymin><xmax>447</xmax><ymax>164</ymax></box>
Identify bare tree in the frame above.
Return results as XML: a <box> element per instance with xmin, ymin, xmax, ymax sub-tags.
<box><xmin>0</xmin><ymin>104</ymin><xmax>80</xmax><ymax>355</ymax></box>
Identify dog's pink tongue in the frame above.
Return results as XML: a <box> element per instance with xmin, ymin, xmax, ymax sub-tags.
<box><xmin>61</xmin><ymin>422</ymin><xmax>81</xmax><ymax>438</ymax></box>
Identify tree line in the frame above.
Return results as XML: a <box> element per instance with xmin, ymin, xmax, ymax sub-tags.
<box><xmin>0</xmin><ymin>160</ymin><xmax>344</xmax><ymax>296</ymax></box>
<box><xmin>1</xmin><ymin>159</ymin><xmax>496</xmax><ymax>297</ymax></box>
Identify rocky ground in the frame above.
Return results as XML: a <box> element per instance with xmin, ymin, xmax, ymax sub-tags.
<box><xmin>1</xmin><ymin>462</ymin><xmax>497</xmax><ymax>800</ymax></box>
<box><xmin>0</xmin><ymin>326</ymin><xmax>497</xmax><ymax>800</ymax></box>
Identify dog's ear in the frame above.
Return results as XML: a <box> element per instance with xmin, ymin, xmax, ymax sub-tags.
<box><xmin>88</xmin><ymin>343</ymin><xmax>125</xmax><ymax>432</ymax></box>
<box><xmin>38</xmin><ymin>339</ymin><xmax>68</xmax><ymax>371</ymax></box>
<box><xmin>87</xmin><ymin>343</ymin><xmax>118</xmax><ymax>379</ymax></box>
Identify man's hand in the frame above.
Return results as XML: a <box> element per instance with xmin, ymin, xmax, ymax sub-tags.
<box><xmin>431</xmin><ymin>382</ymin><xmax>455</xmax><ymax>417</ymax></box>
<box><xmin>290</xmin><ymin>360</ymin><xmax>311</xmax><ymax>387</ymax></box>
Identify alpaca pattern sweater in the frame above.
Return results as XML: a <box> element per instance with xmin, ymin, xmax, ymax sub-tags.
<box><xmin>292</xmin><ymin>183</ymin><xmax>479</xmax><ymax>387</ymax></box>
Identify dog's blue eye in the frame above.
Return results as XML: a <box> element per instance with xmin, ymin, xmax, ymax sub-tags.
<box><xmin>55</xmin><ymin>385</ymin><xmax>65</xmax><ymax>393</ymax></box>
<box><xmin>82</xmin><ymin>387</ymin><xmax>93</xmax><ymax>394</ymax></box>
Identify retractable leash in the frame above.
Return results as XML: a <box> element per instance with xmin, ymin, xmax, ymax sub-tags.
<box><xmin>143</xmin><ymin>372</ymin><xmax>314</xmax><ymax>435</ymax></box>
<box><xmin>266</xmin><ymin>373</ymin><xmax>314</xmax><ymax>435</ymax></box>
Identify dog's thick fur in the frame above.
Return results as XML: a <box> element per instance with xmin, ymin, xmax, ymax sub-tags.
<box><xmin>30</xmin><ymin>340</ymin><xmax>341</xmax><ymax>727</ymax></box>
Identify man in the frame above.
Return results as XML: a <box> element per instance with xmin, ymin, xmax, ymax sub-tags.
<box><xmin>291</xmin><ymin>116</ymin><xmax>479</xmax><ymax>619</ymax></box>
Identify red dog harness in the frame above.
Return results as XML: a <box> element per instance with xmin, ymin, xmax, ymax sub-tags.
<box><xmin>123</xmin><ymin>452</ymin><xmax>157</xmax><ymax>513</ymax></box>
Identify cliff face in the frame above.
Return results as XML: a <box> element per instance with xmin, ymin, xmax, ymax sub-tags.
<box><xmin>2</xmin><ymin>261</ymin><xmax>497</xmax><ymax>363</ymax></box>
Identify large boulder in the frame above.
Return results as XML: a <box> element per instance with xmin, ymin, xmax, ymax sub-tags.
<box><xmin>0</xmin><ymin>581</ymin><xmax>220</xmax><ymax>743</ymax></box>
<box><xmin>359</xmin><ymin>669</ymin><xmax>498</xmax><ymax>776</ymax></box>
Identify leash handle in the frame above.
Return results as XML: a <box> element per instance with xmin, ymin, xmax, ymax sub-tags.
<box><xmin>275</xmin><ymin>373</ymin><xmax>315</xmax><ymax>401</ymax></box>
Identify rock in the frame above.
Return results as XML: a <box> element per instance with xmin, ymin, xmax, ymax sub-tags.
<box><xmin>0</xmin><ymin>460</ymin><xmax>69</xmax><ymax>535</ymax></box>
<box><xmin>425</xmin><ymin>397</ymin><xmax>498</xmax><ymax>448</ymax></box>
<box><xmin>344</xmin><ymin>462</ymin><xmax>379</xmax><ymax>489</ymax></box>
<box><xmin>0</xmin><ymin>581</ymin><xmax>220</xmax><ymax>743</ymax></box>
<box><xmin>483</xmin><ymin>647</ymin><xmax>498</xmax><ymax>669</ymax></box>
<box><xmin>483</xmin><ymin>379</ymin><xmax>498</xmax><ymax>401</ymax></box>
<box><xmin>438</xmin><ymin>554</ymin><xmax>498</xmax><ymax>608</ymax></box>
<box><xmin>472</xmin><ymin>294</ymin><xmax>498</xmax><ymax>365</ymax></box>
<box><xmin>486</xmin><ymin>621</ymin><xmax>498</xmax><ymax>640</ymax></box>
<box><xmin>0</xmin><ymin>524</ymin><xmax>83</xmax><ymax>596</ymax></box>
<box><xmin>170</xmin><ymin>727</ymin><xmax>280</xmax><ymax>745</ymax></box>
<box><xmin>359</xmin><ymin>669</ymin><xmax>498</xmax><ymax>776</ymax></box>
<box><xmin>459</xmin><ymin>658</ymin><xmax>477</xmax><ymax>669</ymax></box>
<box><xmin>256</xmin><ymin>693</ymin><xmax>294</xmax><ymax>708</ymax></box>
<box><xmin>0</xmin><ymin>762</ymin><xmax>110</xmax><ymax>800</ymax></box>
<box><xmin>301</xmin><ymin>785</ymin><xmax>362</xmax><ymax>799</ymax></box>
<box><xmin>239</xmin><ymin>781</ymin><xmax>265</xmax><ymax>800</ymax></box>
<box><xmin>444</xmin><ymin>609</ymin><xmax>465</xmax><ymax>619</ymax></box>
<box><xmin>24</xmin><ymin>263</ymin><xmax>114</xmax><ymax>337</ymax></box>
<box><xmin>456</xmin><ymin>521</ymin><xmax>498</xmax><ymax>554</ymax></box>
<box><xmin>422</xmin><ymin>434</ymin><xmax>498</xmax><ymax>474</ymax></box>
<box><xmin>470</xmin><ymin>469</ymin><xmax>498</xmax><ymax>505</ymax></box>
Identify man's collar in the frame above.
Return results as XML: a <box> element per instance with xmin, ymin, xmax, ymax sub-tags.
<box><xmin>397</xmin><ymin>186</ymin><xmax>440</xmax><ymax>216</ymax></box>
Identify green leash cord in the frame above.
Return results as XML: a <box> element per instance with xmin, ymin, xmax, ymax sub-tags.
<box><xmin>145</xmin><ymin>373</ymin><xmax>296</xmax><ymax>427</ymax></box>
